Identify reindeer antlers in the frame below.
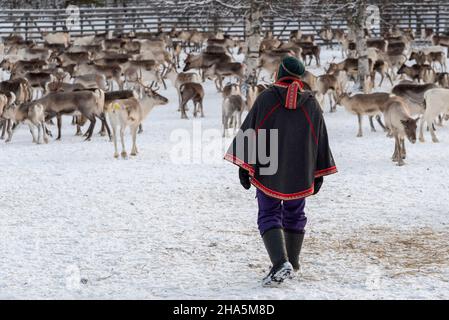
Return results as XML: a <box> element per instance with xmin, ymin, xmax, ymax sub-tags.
<box><xmin>137</xmin><ymin>78</ymin><xmax>159</xmax><ymax>92</ymax></box>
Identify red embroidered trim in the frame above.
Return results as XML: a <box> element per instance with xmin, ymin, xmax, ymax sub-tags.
<box><xmin>314</xmin><ymin>166</ymin><xmax>338</xmax><ymax>177</ymax></box>
<box><xmin>274</xmin><ymin>78</ymin><xmax>304</xmax><ymax>110</ymax></box>
<box><xmin>273</xmin><ymin>83</ymin><xmax>289</xmax><ymax>88</ymax></box>
<box><xmin>274</xmin><ymin>77</ymin><xmax>305</xmax><ymax>89</ymax></box>
<box><xmin>252</xmin><ymin>177</ymin><xmax>315</xmax><ymax>200</ymax></box>
<box><xmin>225</xmin><ymin>155</ymin><xmax>337</xmax><ymax>199</ymax></box>
<box><xmin>285</xmin><ymin>82</ymin><xmax>299</xmax><ymax>109</ymax></box>
<box><xmin>255</xmin><ymin>103</ymin><xmax>280</xmax><ymax>132</ymax></box>
<box><xmin>224</xmin><ymin>153</ymin><xmax>255</xmax><ymax>176</ymax></box>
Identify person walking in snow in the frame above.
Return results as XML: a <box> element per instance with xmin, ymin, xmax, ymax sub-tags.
<box><xmin>225</xmin><ymin>56</ymin><xmax>337</xmax><ymax>286</ymax></box>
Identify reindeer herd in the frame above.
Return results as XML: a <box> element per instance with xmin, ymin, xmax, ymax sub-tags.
<box><xmin>0</xmin><ymin>25</ymin><xmax>449</xmax><ymax>165</ymax></box>
<box><xmin>262</xmin><ymin>26</ymin><xmax>449</xmax><ymax>166</ymax></box>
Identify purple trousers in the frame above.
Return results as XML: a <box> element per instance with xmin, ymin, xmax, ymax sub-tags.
<box><xmin>256</xmin><ymin>189</ymin><xmax>307</xmax><ymax>236</ymax></box>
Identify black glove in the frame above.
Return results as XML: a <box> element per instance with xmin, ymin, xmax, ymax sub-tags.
<box><xmin>239</xmin><ymin>167</ymin><xmax>251</xmax><ymax>190</ymax></box>
<box><xmin>313</xmin><ymin>176</ymin><xmax>323</xmax><ymax>195</ymax></box>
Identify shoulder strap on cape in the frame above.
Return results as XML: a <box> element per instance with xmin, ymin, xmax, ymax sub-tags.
<box><xmin>273</xmin><ymin>77</ymin><xmax>304</xmax><ymax>109</ymax></box>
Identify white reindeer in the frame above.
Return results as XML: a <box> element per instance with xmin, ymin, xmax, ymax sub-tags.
<box><xmin>106</xmin><ymin>84</ymin><xmax>168</xmax><ymax>159</ymax></box>
<box><xmin>420</xmin><ymin>88</ymin><xmax>449</xmax><ymax>143</ymax></box>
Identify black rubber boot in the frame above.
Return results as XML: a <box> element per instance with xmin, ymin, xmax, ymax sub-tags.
<box><xmin>261</xmin><ymin>228</ymin><xmax>293</xmax><ymax>286</ymax></box>
<box><xmin>284</xmin><ymin>231</ymin><xmax>305</xmax><ymax>271</ymax></box>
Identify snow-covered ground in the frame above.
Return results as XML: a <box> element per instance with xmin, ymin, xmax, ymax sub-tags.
<box><xmin>1</xmin><ymin>49</ymin><xmax>449</xmax><ymax>299</ymax></box>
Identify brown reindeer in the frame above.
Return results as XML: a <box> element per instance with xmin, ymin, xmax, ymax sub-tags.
<box><xmin>336</xmin><ymin>92</ymin><xmax>390</xmax><ymax>137</ymax></box>
<box><xmin>366</xmin><ymin>38</ymin><xmax>388</xmax><ymax>52</ymax></box>
<box><xmin>37</xmin><ymin>89</ymin><xmax>109</xmax><ymax>141</ymax></box>
<box><xmin>316</xmin><ymin>72</ymin><xmax>347</xmax><ymax>112</ymax></box>
<box><xmin>183</xmin><ymin>52</ymin><xmax>232</xmax><ymax>81</ymax></box>
<box><xmin>297</xmin><ymin>42</ymin><xmax>320</xmax><ymax>66</ymax></box>
<box><xmin>392</xmin><ymin>82</ymin><xmax>437</xmax><ymax>116</ymax></box>
<box><xmin>75</xmin><ymin>62</ymin><xmax>123</xmax><ymax>89</ymax></box>
<box><xmin>179</xmin><ymin>83</ymin><xmax>205</xmax><ymax>119</ymax></box>
<box><xmin>397</xmin><ymin>64</ymin><xmax>435</xmax><ymax>83</ymax></box>
<box><xmin>204</xmin><ymin>62</ymin><xmax>246</xmax><ymax>91</ymax></box>
<box><xmin>436</xmin><ymin>72</ymin><xmax>449</xmax><ymax>88</ymax></box>
<box><xmin>327</xmin><ymin>58</ymin><xmax>373</xmax><ymax>81</ymax></box>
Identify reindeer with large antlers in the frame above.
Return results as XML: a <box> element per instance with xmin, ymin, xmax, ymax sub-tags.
<box><xmin>105</xmin><ymin>81</ymin><xmax>168</xmax><ymax>159</ymax></box>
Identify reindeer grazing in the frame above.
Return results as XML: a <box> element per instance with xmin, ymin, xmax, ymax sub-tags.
<box><xmin>336</xmin><ymin>92</ymin><xmax>390</xmax><ymax>137</ymax></box>
<box><xmin>105</xmin><ymin>84</ymin><xmax>168</xmax><ymax>158</ymax></box>
<box><xmin>383</xmin><ymin>96</ymin><xmax>418</xmax><ymax>166</ymax></box>
<box><xmin>392</xmin><ymin>82</ymin><xmax>437</xmax><ymax>137</ymax></box>
<box><xmin>179</xmin><ymin>83</ymin><xmax>205</xmax><ymax>119</ymax></box>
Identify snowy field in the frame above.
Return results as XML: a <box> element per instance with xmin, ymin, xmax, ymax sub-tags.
<box><xmin>1</xmin><ymin>48</ymin><xmax>449</xmax><ymax>299</ymax></box>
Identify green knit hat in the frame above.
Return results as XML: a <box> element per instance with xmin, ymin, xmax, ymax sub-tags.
<box><xmin>276</xmin><ymin>56</ymin><xmax>306</xmax><ymax>80</ymax></box>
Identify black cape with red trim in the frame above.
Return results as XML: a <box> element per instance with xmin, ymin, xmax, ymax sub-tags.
<box><xmin>224</xmin><ymin>80</ymin><xmax>337</xmax><ymax>200</ymax></box>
